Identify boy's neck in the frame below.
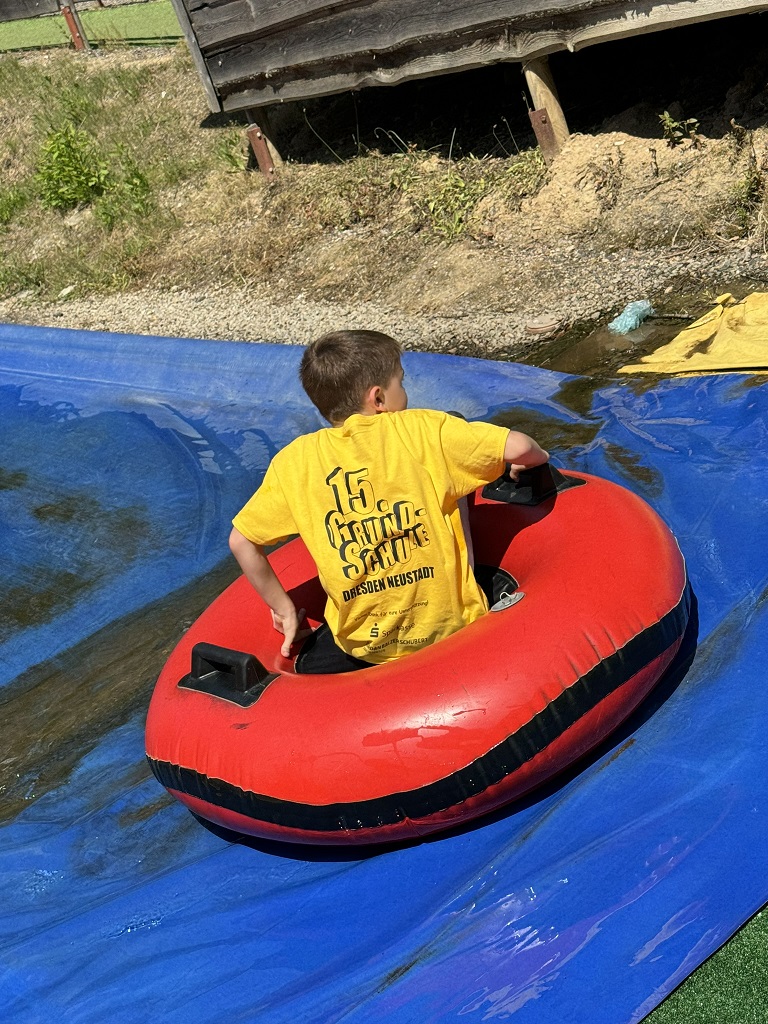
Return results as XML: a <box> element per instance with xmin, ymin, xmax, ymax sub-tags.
<box><xmin>331</xmin><ymin>406</ymin><xmax>374</xmax><ymax>427</ymax></box>
<box><xmin>330</xmin><ymin>368</ymin><xmax>407</xmax><ymax>426</ymax></box>
<box><xmin>331</xmin><ymin>395</ymin><xmax>386</xmax><ymax>427</ymax></box>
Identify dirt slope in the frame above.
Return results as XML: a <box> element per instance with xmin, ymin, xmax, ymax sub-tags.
<box><xmin>1</xmin><ymin>40</ymin><xmax>768</xmax><ymax>371</ymax></box>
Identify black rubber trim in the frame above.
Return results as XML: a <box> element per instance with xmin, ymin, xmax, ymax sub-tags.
<box><xmin>148</xmin><ymin>579</ymin><xmax>691</xmax><ymax>834</ymax></box>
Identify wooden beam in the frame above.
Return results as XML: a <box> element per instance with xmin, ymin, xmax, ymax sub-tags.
<box><xmin>211</xmin><ymin>0</ymin><xmax>768</xmax><ymax>111</ymax></box>
<box><xmin>169</xmin><ymin>0</ymin><xmax>222</xmax><ymax>112</ymax></box>
<box><xmin>523</xmin><ymin>55</ymin><xmax>569</xmax><ymax>158</ymax></box>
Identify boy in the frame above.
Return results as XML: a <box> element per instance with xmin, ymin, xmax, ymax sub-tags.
<box><xmin>229</xmin><ymin>330</ymin><xmax>548</xmax><ymax>673</ymax></box>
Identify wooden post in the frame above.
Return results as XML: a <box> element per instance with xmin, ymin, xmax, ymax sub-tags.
<box><xmin>523</xmin><ymin>56</ymin><xmax>569</xmax><ymax>162</ymax></box>
<box><xmin>246</xmin><ymin>108</ymin><xmax>284</xmax><ymax>179</ymax></box>
<box><xmin>168</xmin><ymin>0</ymin><xmax>221</xmax><ymax>113</ymax></box>
<box><xmin>59</xmin><ymin>1</ymin><xmax>89</xmax><ymax>50</ymax></box>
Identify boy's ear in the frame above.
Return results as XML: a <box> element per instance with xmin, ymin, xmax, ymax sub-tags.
<box><xmin>361</xmin><ymin>383</ymin><xmax>384</xmax><ymax>413</ymax></box>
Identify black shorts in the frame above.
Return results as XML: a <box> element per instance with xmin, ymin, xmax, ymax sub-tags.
<box><xmin>294</xmin><ymin>623</ymin><xmax>372</xmax><ymax>674</ymax></box>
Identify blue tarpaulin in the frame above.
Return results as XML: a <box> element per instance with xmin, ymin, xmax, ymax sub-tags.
<box><xmin>1</xmin><ymin>322</ymin><xmax>766</xmax><ymax>1023</ymax></box>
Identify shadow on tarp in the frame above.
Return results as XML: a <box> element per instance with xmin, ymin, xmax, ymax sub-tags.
<box><xmin>0</xmin><ymin>322</ymin><xmax>766</xmax><ymax>1024</ymax></box>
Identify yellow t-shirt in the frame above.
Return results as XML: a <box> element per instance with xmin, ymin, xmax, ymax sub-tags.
<box><xmin>232</xmin><ymin>408</ymin><xmax>509</xmax><ymax>664</ymax></box>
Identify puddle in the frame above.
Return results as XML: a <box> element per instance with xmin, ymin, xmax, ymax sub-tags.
<box><xmin>0</xmin><ymin>558</ymin><xmax>239</xmax><ymax>823</ymax></box>
<box><xmin>521</xmin><ymin>279</ymin><xmax>768</xmax><ymax>380</ymax></box>
<box><xmin>488</xmin><ymin>406</ymin><xmax>601</xmax><ymax>452</ymax></box>
<box><xmin>521</xmin><ymin>320</ymin><xmax>690</xmax><ymax>378</ymax></box>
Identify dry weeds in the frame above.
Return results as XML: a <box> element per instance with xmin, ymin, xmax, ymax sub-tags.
<box><xmin>0</xmin><ymin>46</ymin><xmax>766</xmax><ymax>318</ymax></box>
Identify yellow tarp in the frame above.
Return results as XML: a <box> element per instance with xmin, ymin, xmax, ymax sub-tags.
<box><xmin>619</xmin><ymin>292</ymin><xmax>768</xmax><ymax>374</ymax></box>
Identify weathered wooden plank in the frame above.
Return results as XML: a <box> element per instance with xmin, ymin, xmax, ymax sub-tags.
<box><xmin>219</xmin><ymin>30</ymin><xmax>548</xmax><ymax>108</ymax></box>
<box><xmin>213</xmin><ymin>0</ymin><xmax>768</xmax><ymax>109</ymax></box>
<box><xmin>188</xmin><ymin>0</ymin><xmax>768</xmax><ymax>54</ymax></box>
<box><xmin>185</xmin><ymin>0</ymin><xmax>632</xmax><ymax>52</ymax></box>
<box><xmin>540</xmin><ymin>0</ymin><xmax>768</xmax><ymax>52</ymax></box>
<box><xmin>169</xmin><ymin>0</ymin><xmax>221</xmax><ymax>111</ymax></box>
<box><xmin>186</xmin><ymin>0</ymin><xmax>256</xmax><ymax>50</ymax></box>
<box><xmin>206</xmin><ymin>0</ymin><xmax>623</xmax><ymax>87</ymax></box>
<box><xmin>187</xmin><ymin>0</ymin><xmax>378</xmax><ymax>50</ymax></box>
<box><xmin>0</xmin><ymin>0</ymin><xmax>59</xmax><ymax>24</ymax></box>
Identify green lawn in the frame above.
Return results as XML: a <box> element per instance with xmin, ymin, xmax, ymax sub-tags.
<box><xmin>0</xmin><ymin>1</ymin><xmax>181</xmax><ymax>50</ymax></box>
<box><xmin>645</xmin><ymin>905</ymin><xmax>768</xmax><ymax>1023</ymax></box>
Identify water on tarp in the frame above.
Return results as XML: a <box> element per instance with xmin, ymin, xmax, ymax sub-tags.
<box><xmin>0</xmin><ymin>558</ymin><xmax>239</xmax><ymax>823</ymax></box>
<box><xmin>0</xmin><ymin>369</ymin><xmax>267</xmax><ymax>689</ymax></box>
<box><xmin>2</xmin><ymin>325</ymin><xmax>768</xmax><ymax>1024</ymax></box>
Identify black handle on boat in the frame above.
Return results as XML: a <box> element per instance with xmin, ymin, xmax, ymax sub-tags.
<box><xmin>528</xmin><ymin>462</ymin><xmax>562</xmax><ymax>498</ymax></box>
<box><xmin>178</xmin><ymin>642</ymin><xmax>279</xmax><ymax>707</ymax></box>
<box><xmin>482</xmin><ymin>462</ymin><xmax>586</xmax><ymax>506</ymax></box>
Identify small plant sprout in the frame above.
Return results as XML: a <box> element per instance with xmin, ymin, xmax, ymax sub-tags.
<box><xmin>216</xmin><ymin>127</ymin><xmax>250</xmax><ymax>173</ymax></box>
<box><xmin>659</xmin><ymin>111</ymin><xmax>701</xmax><ymax>148</ymax></box>
<box><xmin>35</xmin><ymin>124</ymin><xmax>111</xmax><ymax>210</ymax></box>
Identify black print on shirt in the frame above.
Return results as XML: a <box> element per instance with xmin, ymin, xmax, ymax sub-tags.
<box><xmin>342</xmin><ymin>566</ymin><xmax>435</xmax><ymax>603</ymax></box>
<box><xmin>324</xmin><ymin>465</ymin><xmax>431</xmax><ymax>582</ymax></box>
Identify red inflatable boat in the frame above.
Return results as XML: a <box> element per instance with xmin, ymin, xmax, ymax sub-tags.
<box><xmin>146</xmin><ymin>465</ymin><xmax>689</xmax><ymax>845</ymax></box>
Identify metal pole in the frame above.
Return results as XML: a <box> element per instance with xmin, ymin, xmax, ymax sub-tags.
<box><xmin>60</xmin><ymin>2</ymin><xmax>90</xmax><ymax>51</ymax></box>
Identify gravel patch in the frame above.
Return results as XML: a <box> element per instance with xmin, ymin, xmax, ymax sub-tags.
<box><xmin>2</xmin><ymin>237</ymin><xmax>767</xmax><ymax>363</ymax></box>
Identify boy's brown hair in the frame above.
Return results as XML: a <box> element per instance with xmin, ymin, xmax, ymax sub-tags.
<box><xmin>300</xmin><ymin>330</ymin><xmax>403</xmax><ymax>424</ymax></box>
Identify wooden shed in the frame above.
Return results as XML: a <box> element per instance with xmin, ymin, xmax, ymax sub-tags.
<box><xmin>171</xmin><ymin>0</ymin><xmax>768</xmax><ymax>115</ymax></box>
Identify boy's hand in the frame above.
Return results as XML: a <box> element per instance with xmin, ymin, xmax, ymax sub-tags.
<box><xmin>271</xmin><ymin>605</ymin><xmax>313</xmax><ymax>658</ymax></box>
<box><xmin>229</xmin><ymin>530</ymin><xmax>314</xmax><ymax>658</ymax></box>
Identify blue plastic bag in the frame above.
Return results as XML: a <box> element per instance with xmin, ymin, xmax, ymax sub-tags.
<box><xmin>608</xmin><ymin>299</ymin><xmax>654</xmax><ymax>334</ymax></box>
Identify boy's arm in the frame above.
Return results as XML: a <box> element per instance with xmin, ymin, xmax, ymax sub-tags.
<box><xmin>503</xmin><ymin>430</ymin><xmax>549</xmax><ymax>475</ymax></box>
<box><xmin>228</xmin><ymin>527</ymin><xmax>309</xmax><ymax>658</ymax></box>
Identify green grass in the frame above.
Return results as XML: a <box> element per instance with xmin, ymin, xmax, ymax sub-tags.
<box><xmin>0</xmin><ymin>43</ymin><xmax>549</xmax><ymax>301</ymax></box>
<box><xmin>0</xmin><ymin>1</ymin><xmax>181</xmax><ymax>51</ymax></box>
<box><xmin>645</xmin><ymin>905</ymin><xmax>768</xmax><ymax>1022</ymax></box>
<box><xmin>0</xmin><ymin>48</ymin><xmax>222</xmax><ymax>298</ymax></box>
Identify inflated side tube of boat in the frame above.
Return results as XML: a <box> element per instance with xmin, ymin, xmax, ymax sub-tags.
<box><xmin>146</xmin><ymin>467</ymin><xmax>690</xmax><ymax>845</ymax></box>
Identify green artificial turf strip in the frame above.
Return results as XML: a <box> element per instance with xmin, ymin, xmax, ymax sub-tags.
<box><xmin>0</xmin><ymin>13</ymin><xmax>70</xmax><ymax>49</ymax></box>
<box><xmin>0</xmin><ymin>1</ymin><xmax>181</xmax><ymax>51</ymax></box>
<box><xmin>81</xmin><ymin>2</ymin><xmax>181</xmax><ymax>43</ymax></box>
<box><xmin>645</xmin><ymin>905</ymin><xmax>768</xmax><ymax>1023</ymax></box>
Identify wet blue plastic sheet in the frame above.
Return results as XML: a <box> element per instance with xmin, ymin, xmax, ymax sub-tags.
<box><xmin>1</xmin><ymin>323</ymin><xmax>766</xmax><ymax>1024</ymax></box>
